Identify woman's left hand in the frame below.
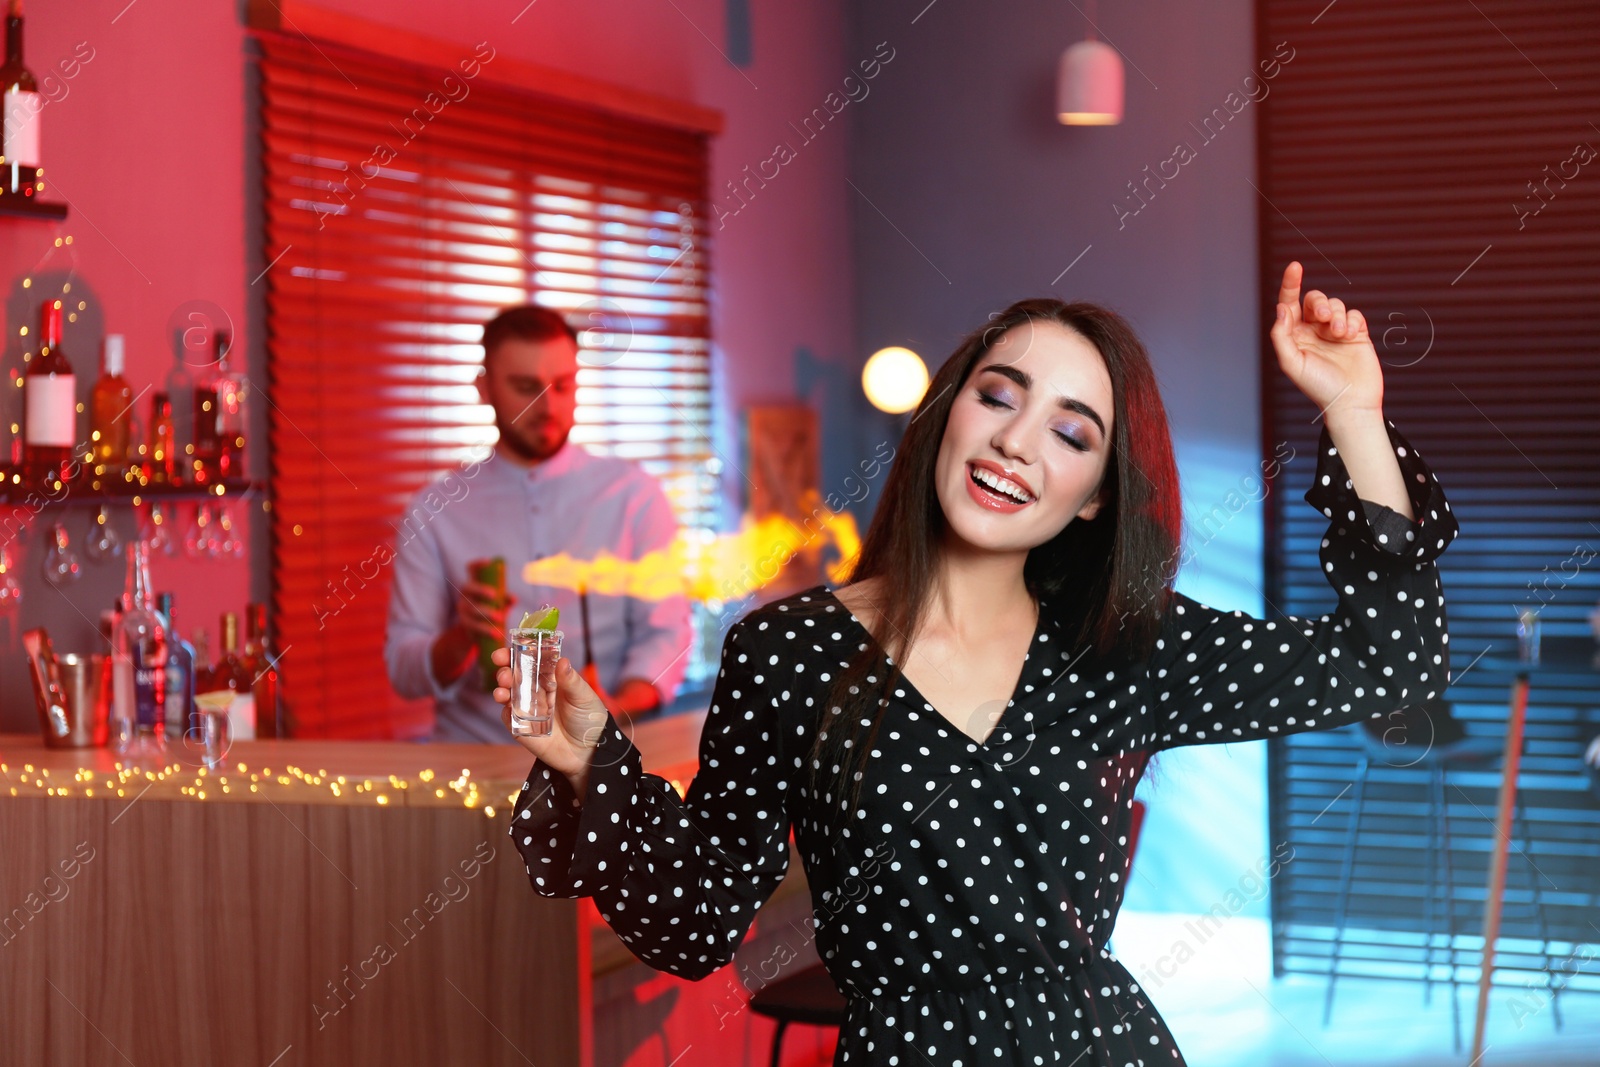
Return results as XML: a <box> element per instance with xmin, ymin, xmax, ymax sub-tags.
<box><xmin>1269</xmin><ymin>260</ymin><xmax>1384</xmax><ymax>422</ymax></box>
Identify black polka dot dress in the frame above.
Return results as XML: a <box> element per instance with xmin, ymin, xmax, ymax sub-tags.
<box><xmin>510</xmin><ymin>418</ymin><xmax>1459</xmax><ymax>1065</ymax></box>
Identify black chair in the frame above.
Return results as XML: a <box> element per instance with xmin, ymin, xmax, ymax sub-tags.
<box><xmin>747</xmin><ymin>962</ymin><xmax>848</xmax><ymax>1067</ymax></box>
<box><xmin>1322</xmin><ymin>697</ymin><xmax>1562</xmax><ymax>1051</ymax></box>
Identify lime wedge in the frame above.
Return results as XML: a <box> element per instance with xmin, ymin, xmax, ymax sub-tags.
<box><xmin>518</xmin><ymin>605</ymin><xmax>560</xmax><ymax>631</ymax></box>
<box><xmin>195</xmin><ymin>690</ymin><xmax>235</xmax><ymax>712</ymax></box>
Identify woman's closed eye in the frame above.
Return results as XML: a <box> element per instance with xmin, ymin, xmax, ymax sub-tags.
<box><xmin>976</xmin><ymin>390</ymin><xmax>1091</xmax><ymax>452</ymax></box>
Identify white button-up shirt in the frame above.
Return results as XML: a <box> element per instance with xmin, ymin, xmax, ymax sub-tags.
<box><xmin>384</xmin><ymin>441</ymin><xmax>693</xmax><ymax>743</ymax></box>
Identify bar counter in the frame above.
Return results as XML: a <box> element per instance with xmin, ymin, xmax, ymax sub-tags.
<box><xmin>0</xmin><ymin>712</ymin><xmax>826</xmax><ymax>1067</ymax></box>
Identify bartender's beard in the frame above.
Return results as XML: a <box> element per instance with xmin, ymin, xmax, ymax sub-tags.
<box><xmin>495</xmin><ymin>417</ymin><xmax>569</xmax><ymax>465</ymax></box>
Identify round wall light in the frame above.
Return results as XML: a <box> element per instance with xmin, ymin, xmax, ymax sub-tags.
<box><xmin>862</xmin><ymin>346</ymin><xmax>929</xmax><ymax>415</ymax></box>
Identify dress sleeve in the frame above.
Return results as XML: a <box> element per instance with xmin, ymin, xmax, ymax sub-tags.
<box><xmin>1145</xmin><ymin>417</ymin><xmax>1460</xmax><ymax>750</ymax></box>
<box><xmin>506</xmin><ymin>617</ymin><xmax>792</xmax><ymax>981</ymax></box>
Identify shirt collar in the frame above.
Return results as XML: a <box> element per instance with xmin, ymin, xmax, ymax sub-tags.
<box><xmin>485</xmin><ymin>437</ymin><xmax>587</xmax><ymax>484</ymax></box>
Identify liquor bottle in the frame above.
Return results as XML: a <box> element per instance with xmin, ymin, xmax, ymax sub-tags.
<box><xmin>243</xmin><ymin>602</ymin><xmax>282</xmax><ymax>738</ymax></box>
<box><xmin>97</xmin><ymin>608</ymin><xmax>118</xmax><ymax>741</ymax></box>
<box><xmin>111</xmin><ymin>540</ymin><xmax>168</xmax><ymax>763</ymax></box>
<box><xmin>90</xmin><ymin>334</ymin><xmax>132</xmax><ymax>469</ymax></box>
<box><xmin>191</xmin><ymin>333</ymin><xmax>220</xmax><ymax>483</ymax></box>
<box><xmin>197</xmin><ymin>611</ymin><xmax>255</xmax><ymax>740</ymax></box>
<box><xmin>156</xmin><ymin>592</ymin><xmax>196</xmax><ymax>745</ymax></box>
<box><xmin>192</xmin><ymin>626</ymin><xmax>211</xmax><ymax>688</ymax></box>
<box><xmin>23</xmin><ymin>299</ymin><xmax>74</xmax><ymax>489</ymax></box>
<box><xmin>0</xmin><ymin>0</ymin><xmax>41</xmax><ymax>200</ymax></box>
<box><xmin>146</xmin><ymin>391</ymin><xmax>176</xmax><ymax>484</ymax></box>
<box><xmin>213</xmin><ymin>331</ymin><xmax>247</xmax><ymax>480</ymax></box>
<box><xmin>165</xmin><ymin>360</ymin><xmax>195</xmax><ymax>485</ymax></box>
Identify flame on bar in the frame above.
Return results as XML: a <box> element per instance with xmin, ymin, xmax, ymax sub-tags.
<box><xmin>520</xmin><ymin>487</ymin><xmax>862</xmax><ymax>602</ymax></box>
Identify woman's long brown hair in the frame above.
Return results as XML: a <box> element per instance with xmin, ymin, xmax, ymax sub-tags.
<box><xmin>801</xmin><ymin>298</ymin><xmax>1184</xmax><ymax>826</ymax></box>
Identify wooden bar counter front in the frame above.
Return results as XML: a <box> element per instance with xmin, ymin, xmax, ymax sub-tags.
<box><xmin>0</xmin><ymin>713</ymin><xmax>827</xmax><ymax>1067</ymax></box>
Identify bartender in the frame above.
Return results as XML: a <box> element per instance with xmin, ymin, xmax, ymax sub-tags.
<box><xmin>384</xmin><ymin>305</ymin><xmax>692</xmax><ymax>743</ymax></box>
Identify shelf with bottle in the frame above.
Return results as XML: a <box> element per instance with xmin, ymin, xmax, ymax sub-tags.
<box><xmin>6</xmin><ymin>304</ymin><xmax>262</xmax><ymax>508</ymax></box>
<box><xmin>0</xmin><ymin>0</ymin><xmax>66</xmax><ymax>220</ymax></box>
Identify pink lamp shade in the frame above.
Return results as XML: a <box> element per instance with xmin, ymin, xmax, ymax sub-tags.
<box><xmin>1057</xmin><ymin>39</ymin><xmax>1124</xmax><ymax>125</ymax></box>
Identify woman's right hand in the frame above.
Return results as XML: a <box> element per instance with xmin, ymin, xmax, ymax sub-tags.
<box><xmin>492</xmin><ymin>648</ymin><xmax>609</xmax><ymax>796</ymax></box>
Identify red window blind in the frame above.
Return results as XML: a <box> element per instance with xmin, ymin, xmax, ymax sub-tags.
<box><xmin>255</xmin><ymin>31</ymin><xmax>714</xmax><ymax>738</ymax></box>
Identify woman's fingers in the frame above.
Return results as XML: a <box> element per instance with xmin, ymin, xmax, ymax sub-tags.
<box><xmin>1277</xmin><ymin>261</ymin><xmax>1303</xmax><ymax>310</ymax></box>
<box><xmin>1302</xmin><ymin>289</ymin><xmax>1329</xmax><ymax>323</ymax></box>
<box><xmin>1301</xmin><ymin>290</ymin><xmax>1364</xmax><ymax>339</ymax></box>
<box><xmin>557</xmin><ymin>656</ymin><xmax>601</xmax><ymax>705</ymax></box>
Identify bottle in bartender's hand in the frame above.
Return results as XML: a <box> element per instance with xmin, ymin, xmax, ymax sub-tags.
<box><xmin>0</xmin><ymin>0</ymin><xmax>42</xmax><ymax>200</ymax></box>
<box><xmin>23</xmin><ymin>299</ymin><xmax>75</xmax><ymax>490</ymax></box>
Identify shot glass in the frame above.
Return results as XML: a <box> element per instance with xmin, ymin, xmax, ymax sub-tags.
<box><xmin>1516</xmin><ymin>607</ymin><xmax>1541</xmax><ymax>665</ymax></box>
<box><xmin>192</xmin><ymin>690</ymin><xmax>235</xmax><ymax>770</ymax></box>
<box><xmin>508</xmin><ymin>626</ymin><xmax>564</xmax><ymax>738</ymax></box>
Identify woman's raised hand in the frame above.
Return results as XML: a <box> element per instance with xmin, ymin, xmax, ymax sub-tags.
<box><xmin>1269</xmin><ymin>260</ymin><xmax>1385</xmax><ymax>423</ymax></box>
<box><xmin>492</xmin><ymin>647</ymin><xmax>609</xmax><ymax>794</ymax></box>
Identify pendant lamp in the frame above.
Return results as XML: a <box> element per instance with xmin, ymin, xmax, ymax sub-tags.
<box><xmin>1056</xmin><ymin>4</ymin><xmax>1123</xmax><ymax>125</ymax></box>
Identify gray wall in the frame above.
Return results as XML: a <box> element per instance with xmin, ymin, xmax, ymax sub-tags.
<box><xmin>846</xmin><ymin>0</ymin><xmax>1280</xmax><ymax>917</ymax></box>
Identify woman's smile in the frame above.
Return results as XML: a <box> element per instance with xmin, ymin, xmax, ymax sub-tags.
<box><xmin>967</xmin><ymin>460</ymin><xmax>1036</xmax><ymax>511</ymax></box>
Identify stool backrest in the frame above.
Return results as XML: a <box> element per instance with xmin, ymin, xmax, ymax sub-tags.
<box><xmin>1358</xmin><ymin>695</ymin><xmax>1466</xmax><ymax>751</ymax></box>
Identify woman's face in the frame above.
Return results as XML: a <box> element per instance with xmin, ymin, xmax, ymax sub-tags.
<box><xmin>934</xmin><ymin>320</ymin><xmax>1115</xmax><ymax>555</ymax></box>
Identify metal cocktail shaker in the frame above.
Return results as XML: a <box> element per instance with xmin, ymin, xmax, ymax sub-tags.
<box><xmin>25</xmin><ymin>627</ymin><xmax>110</xmax><ymax>748</ymax></box>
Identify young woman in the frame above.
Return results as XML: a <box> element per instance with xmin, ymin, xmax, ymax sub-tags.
<box><xmin>492</xmin><ymin>261</ymin><xmax>1459</xmax><ymax>1065</ymax></box>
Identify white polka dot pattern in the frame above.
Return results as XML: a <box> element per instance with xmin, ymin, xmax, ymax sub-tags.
<box><xmin>506</xmin><ymin>416</ymin><xmax>1459</xmax><ymax>1066</ymax></box>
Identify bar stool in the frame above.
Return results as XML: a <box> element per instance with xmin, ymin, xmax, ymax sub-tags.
<box><xmin>747</xmin><ymin>962</ymin><xmax>847</xmax><ymax>1067</ymax></box>
<box><xmin>1321</xmin><ymin>698</ymin><xmax>1562</xmax><ymax>1051</ymax></box>
<box><xmin>751</xmin><ymin>800</ymin><xmax>1148</xmax><ymax>1067</ymax></box>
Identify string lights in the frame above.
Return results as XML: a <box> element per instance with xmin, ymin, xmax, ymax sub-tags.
<box><xmin>0</xmin><ymin>758</ymin><xmax>692</xmax><ymax>814</ymax></box>
<box><xmin>1</xmin><ymin>757</ymin><xmax>691</xmax><ymax>814</ymax></box>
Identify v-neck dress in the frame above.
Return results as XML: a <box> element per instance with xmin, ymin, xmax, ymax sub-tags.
<box><xmin>508</xmin><ymin>417</ymin><xmax>1460</xmax><ymax>1066</ymax></box>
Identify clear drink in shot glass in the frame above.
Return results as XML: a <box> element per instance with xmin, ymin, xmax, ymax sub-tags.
<box><xmin>192</xmin><ymin>690</ymin><xmax>235</xmax><ymax>770</ymax></box>
<box><xmin>508</xmin><ymin>626</ymin><xmax>563</xmax><ymax>737</ymax></box>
